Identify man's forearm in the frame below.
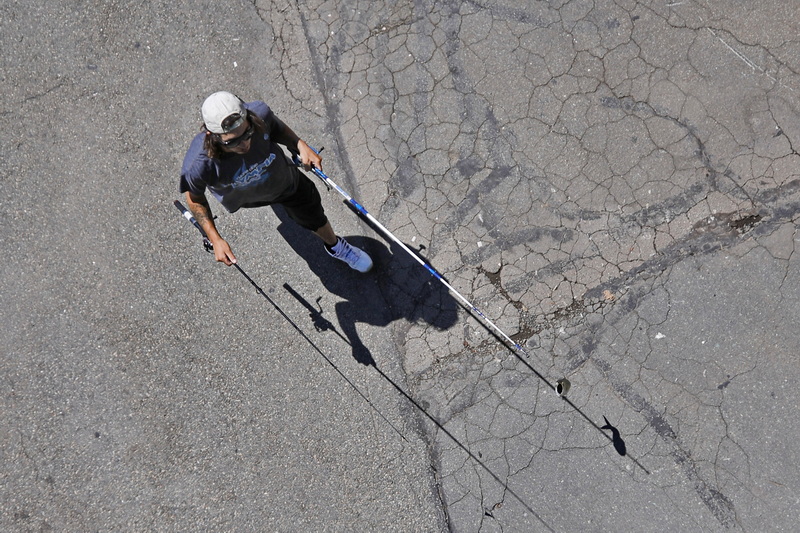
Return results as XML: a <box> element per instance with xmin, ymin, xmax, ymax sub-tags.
<box><xmin>185</xmin><ymin>192</ymin><xmax>222</xmax><ymax>242</ymax></box>
<box><xmin>184</xmin><ymin>191</ymin><xmax>237</xmax><ymax>265</ymax></box>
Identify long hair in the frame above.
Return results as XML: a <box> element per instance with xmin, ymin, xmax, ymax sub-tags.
<box><xmin>203</xmin><ymin>110</ymin><xmax>267</xmax><ymax>159</ymax></box>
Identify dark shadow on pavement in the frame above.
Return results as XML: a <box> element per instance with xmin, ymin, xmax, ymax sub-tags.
<box><xmin>273</xmin><ymin>204</ymin><xmax>459</xmax><ymax>366</ymax></box>
<box><xmin>601</xmin><ymin>415</ymin><xmax>628</xmax><ymax>456</ymax></box>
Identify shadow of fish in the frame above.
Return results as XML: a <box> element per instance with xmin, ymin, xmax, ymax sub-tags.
<box><xmin>601</xmin><ymin>416</ymin><xmax>627</xmax><ymax>456</ymax></box>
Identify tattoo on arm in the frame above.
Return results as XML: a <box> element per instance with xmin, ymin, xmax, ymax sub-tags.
<box><xmin>193</xmin><ymin>207</ymin><xmax>210</xmax><ymax>224</ymax></box>
<box><xmin>187</xmin><ymin>194</ymin><xmax>214</xmax><ymax>228</ymax></box>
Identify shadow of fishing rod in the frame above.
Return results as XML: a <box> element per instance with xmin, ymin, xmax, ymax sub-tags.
<box><xmin>371</xmin><ymin>363</ymin><xmax>554</xmax><ymax>532</ymax></box>
<box><xmin>283</xmin><ymin>283</ymin><xmax>554</xmax><ymax>531</ymax></box>
<box><xmin>226</xmin><ymin>263</ymin><xmax>408</xmax><ymax>442</ymax></box>
<box><xmin>485</xmin><ymin>330</ymin><xmax>649</xmax><ymax>474</ymax></box>
<box><xmin>282</xmin><ymin>283</ymin><xmax>350</xmax><ymax>345</ymax></box>
<box><xmin>558</xmin><ymin>393</ymin><xmax>650</xmax><ymax>474</ymax></box>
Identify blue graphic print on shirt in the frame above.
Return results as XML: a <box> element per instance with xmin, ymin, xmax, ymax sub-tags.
<box><xmin>232</xmin><ymin>152</ymin><xmax>276</xmax><ymax>189</ymax></box>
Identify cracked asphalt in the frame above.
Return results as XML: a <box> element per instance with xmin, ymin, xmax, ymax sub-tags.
<box><xmin>2</xmin><ymin>0</ymin><xmax>798</xmax><ymax>531</ymax></box>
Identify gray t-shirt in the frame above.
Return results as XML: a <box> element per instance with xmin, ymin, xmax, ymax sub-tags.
<box><xmin>179</xmin><ymin>101</ymin><xmax>298</xmax><ymax>213</ymax></box>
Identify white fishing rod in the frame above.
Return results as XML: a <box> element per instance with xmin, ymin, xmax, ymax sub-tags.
<box><xmin>297</xmin><ymin>150</ymin><xmax>558</xmax><ymax>391</ymax></box>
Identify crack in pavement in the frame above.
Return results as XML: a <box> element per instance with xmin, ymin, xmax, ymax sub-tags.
<box><xmin>285</xmin><ymin>0</ymin><xmax>800</xmax><ymax>530</ymax></box>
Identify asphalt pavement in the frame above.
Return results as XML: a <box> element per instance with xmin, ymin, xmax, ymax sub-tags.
<box><xmin>2</xmin><ymin>1</ymin><xmax>799</xmax><ymax>532</ymax></box>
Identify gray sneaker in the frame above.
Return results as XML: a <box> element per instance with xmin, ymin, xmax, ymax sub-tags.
<box><xmin>327</xmin><ymin>237</ymin><xmax>373</xmax><ymax>272</ymax></box>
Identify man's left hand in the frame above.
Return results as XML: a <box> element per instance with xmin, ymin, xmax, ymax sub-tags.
<box><xmin>297</xmin><ymin>140</ymin><xmax>322</xmax><ymax>171</ymax></box>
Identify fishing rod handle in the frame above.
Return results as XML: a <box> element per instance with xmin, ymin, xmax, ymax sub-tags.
<box><xmin>174</xmin><ymin>200</ymin><xmax>214</xmax><ymax>251</ymax></box>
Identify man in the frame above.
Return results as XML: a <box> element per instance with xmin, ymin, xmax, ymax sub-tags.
<box><xmin>179</xmin><ymin>91</ymin><xmax>373</xmax><ymax>272</ymax></box>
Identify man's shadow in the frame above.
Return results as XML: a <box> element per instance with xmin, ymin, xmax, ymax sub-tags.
<box><xmin>270</xmin><ymin>204</ymin><xmax>554</xmax><ymax>529</ymax></box>
<box><xmin>273</xmin><ymin>205</ymin><xmax>458</xmax><ymax>365</ymax></box>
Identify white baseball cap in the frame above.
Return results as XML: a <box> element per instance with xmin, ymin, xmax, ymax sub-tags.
<box><xmin>202</xmin><ymin>91</ymin><xmax>247</xmax><ymax>134</ymax></box>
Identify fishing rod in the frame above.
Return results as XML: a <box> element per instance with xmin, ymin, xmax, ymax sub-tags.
<box><xmin>296</xmin><ymin>155</ymin><xmax>660</xmax><ymax>474</ymax></box>
<box><xmin>295</xmin><ymin>150</ymin><xmax>557</xmax><ymax>392</ymax></box>
<box><xmin>173</xmin><ymin>200</ymin><xmax>409</xmax><ymax>442</ymax></box>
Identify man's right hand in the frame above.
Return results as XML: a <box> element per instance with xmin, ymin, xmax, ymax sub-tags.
<box><xmin>211</xmin><ymin>237</ymin><xmax>237</xmax><ymax>265</ymax></box>
<box><xmin>184</xmin><ymin>191</ymin><xmax>236</xmax><ymax>265</ymax></box>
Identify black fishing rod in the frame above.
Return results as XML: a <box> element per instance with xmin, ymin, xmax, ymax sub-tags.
<box><xmin>173</xmin><ymin>200</ymin><xmax>408</xmax><ymax>442</ymax></box>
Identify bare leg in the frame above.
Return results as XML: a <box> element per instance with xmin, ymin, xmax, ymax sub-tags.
<box><xmin>313</xmin><ymin>221</ymin><xmax>338</xmax><ymax>247</ymax></box>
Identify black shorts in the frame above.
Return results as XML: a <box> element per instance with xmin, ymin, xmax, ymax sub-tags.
<box><xmin>273</xmin><ymin>168</ymin><xmax>328</xmax><ymax>231</ymax></box>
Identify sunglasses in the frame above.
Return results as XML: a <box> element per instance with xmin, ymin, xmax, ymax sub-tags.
<box><xmin>219</xmin><ymin>121</ymin><xmax>255</xmax><ymax>147</ymax></box>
